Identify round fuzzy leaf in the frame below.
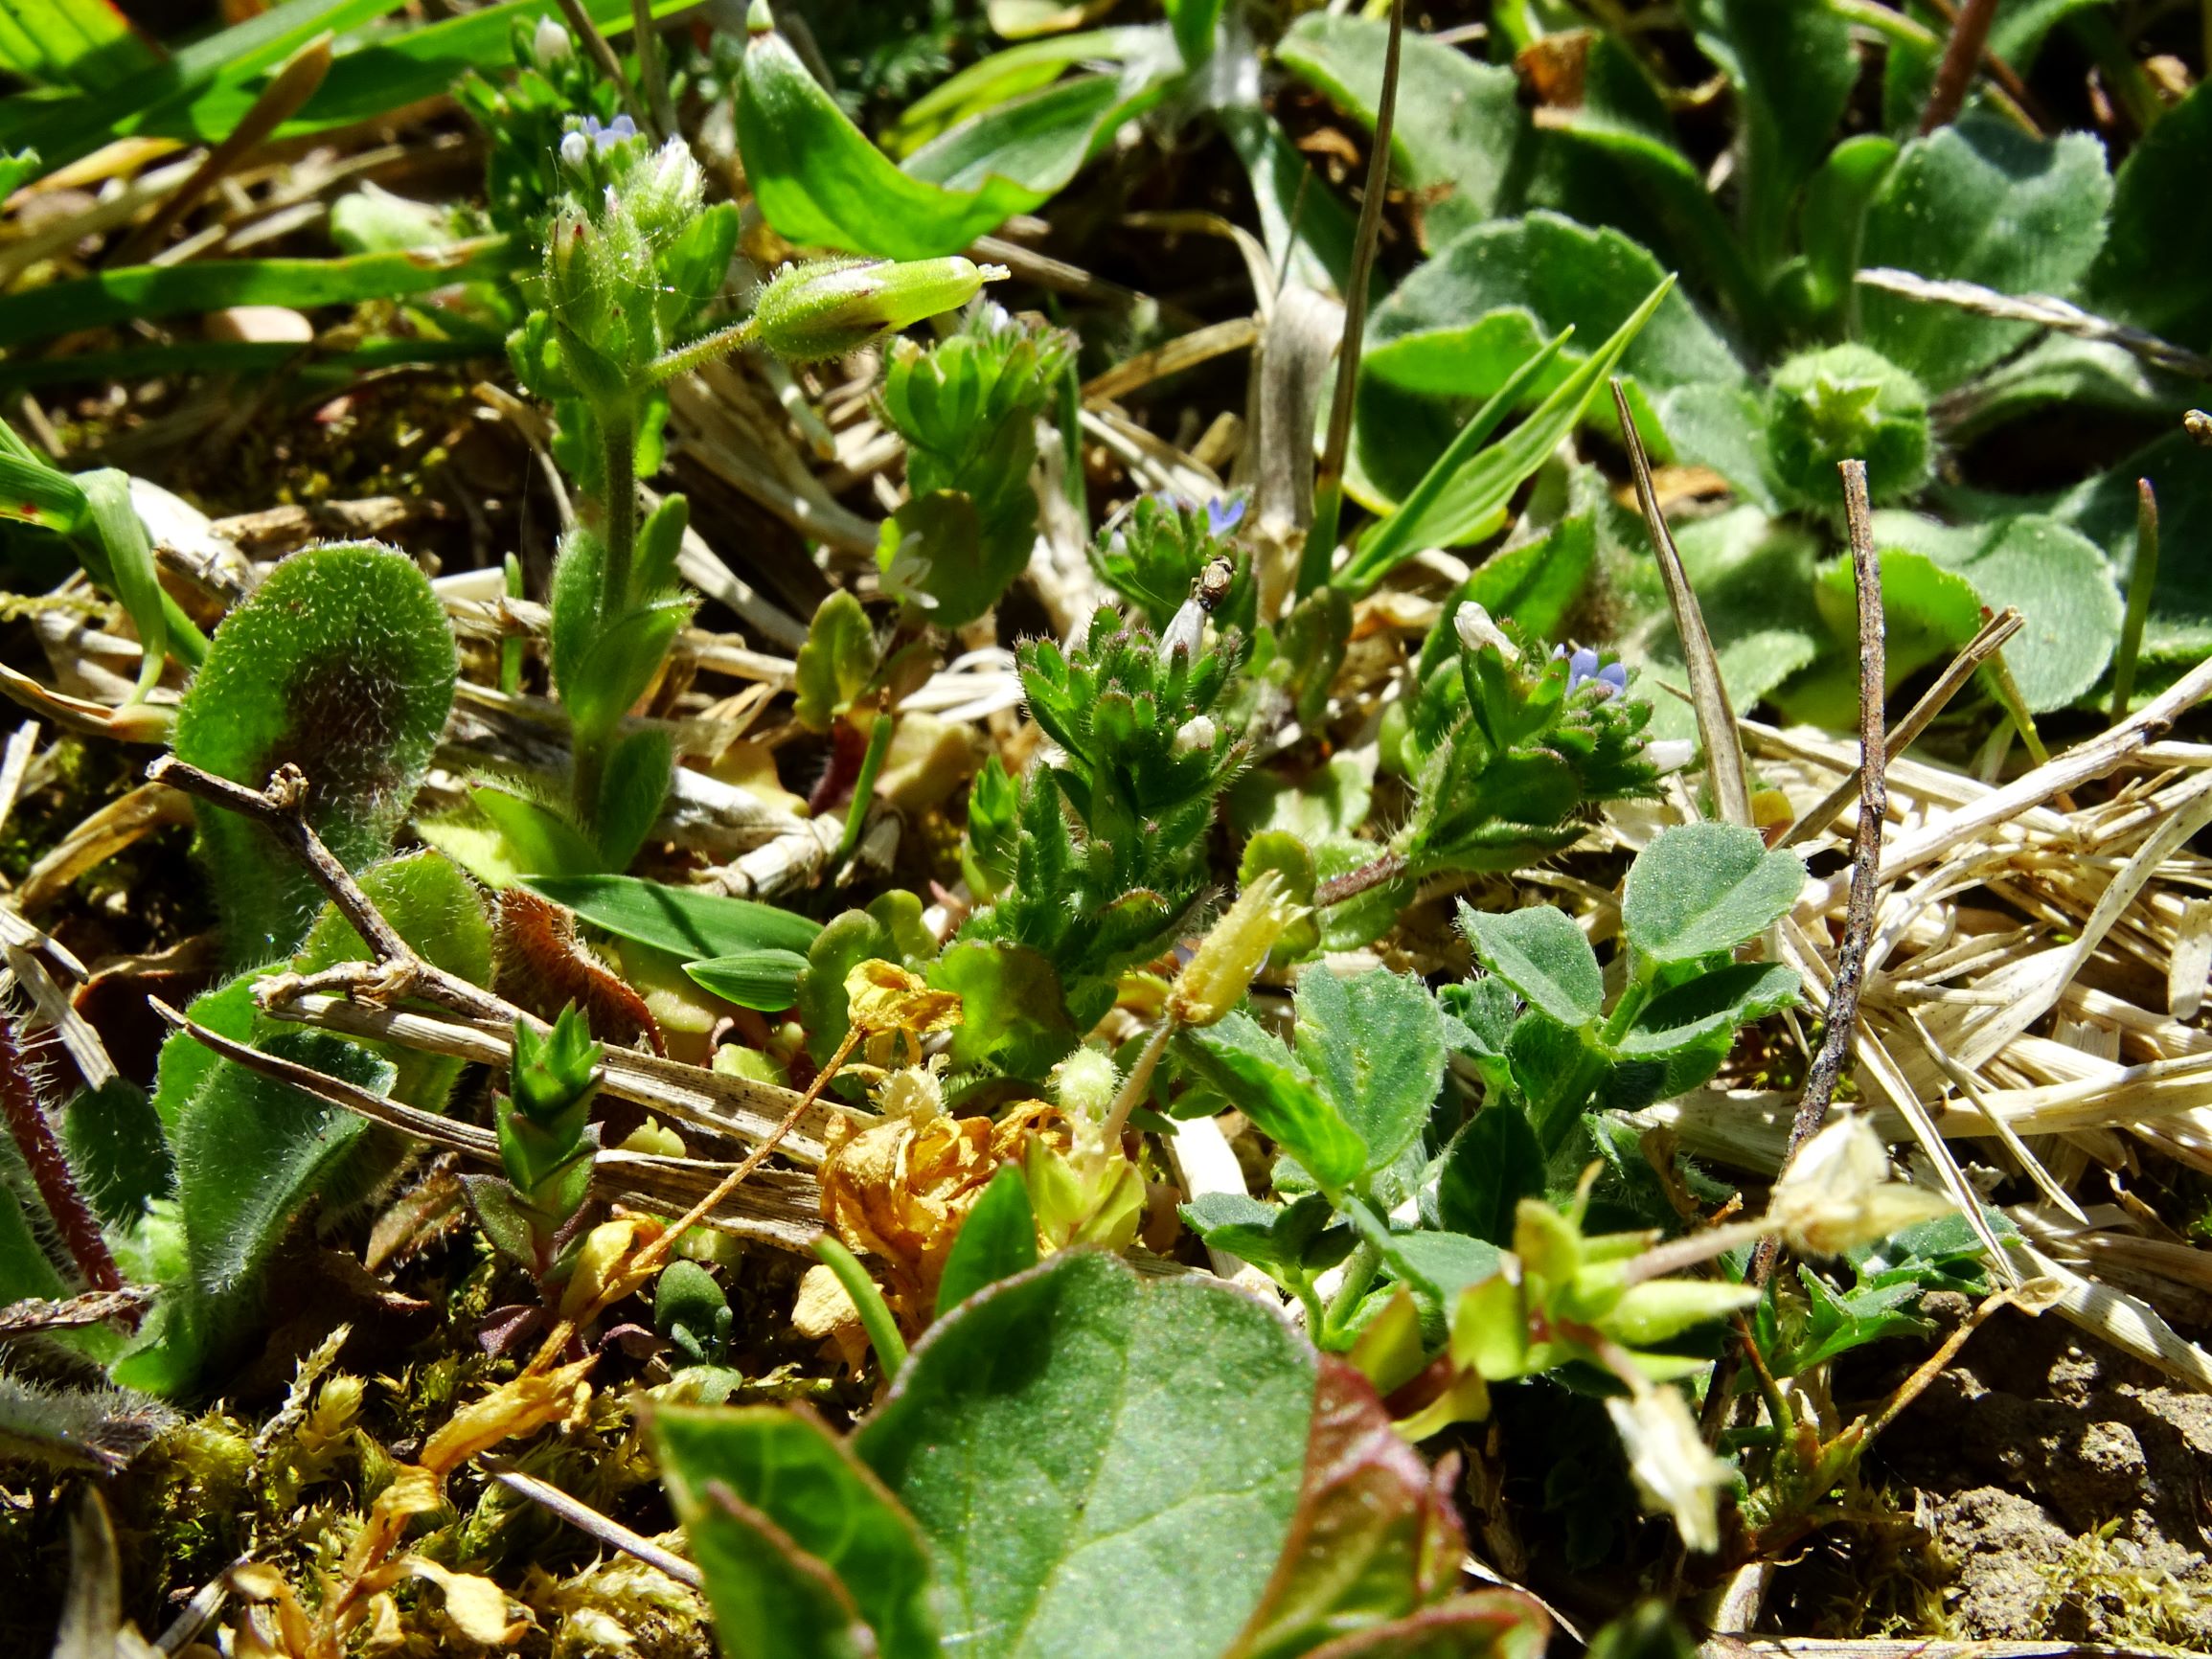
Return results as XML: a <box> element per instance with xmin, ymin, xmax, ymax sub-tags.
<box><xmin>1621</xmin><ymin>825</ymin><xmax>1805</xmax><ymax>965</ymax></box>
<box><xmin>854</xmin><ymin>1250</ymin><xmax>1315</xmax><ymax>1659</ymax></box>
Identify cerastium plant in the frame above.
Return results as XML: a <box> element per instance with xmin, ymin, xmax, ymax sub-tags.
<box><xmin>494</xmin><ymin>115</ymin><xmax>1003</xmax><ymax>875</ymax></box>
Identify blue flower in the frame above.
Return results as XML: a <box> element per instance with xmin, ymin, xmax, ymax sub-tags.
<box><xmin>1205</xmin><ymin>495</ymin><xmax>1246</xmax><ymax>538</ymax></box>
<box><xmin>1553</xmin><ymin>643</ymin><xmax>1629</xmax><ymax>698</ymax></box>
<box><xmin>582</xmin><ymin>113</ymin><xmax>639</xmax><ymax>153</ymax></box>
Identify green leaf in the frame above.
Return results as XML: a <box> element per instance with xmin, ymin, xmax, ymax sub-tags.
<box><xmin>1616</xmin><ymin>962</ymin><xmax>1800</xmax><ymax>1059</ymax></box>
<box><xmin>1345</xmin><ymin>1203</ymin><xmax>1504</xmax><ymax>1308</ymax></box>
<box><xmin>1791</xmin><ymin>134</ymin><xmax>1898</xmax><ymax>322</ymax></box>
<box><xmin>2089</xmin><ymin>82</ymin><xmax>2212</xmax><ymax>347</ymax></box>
<box><xmin>526</xmin><ymin>874</ymin><xmax>821</xmax><ymax>960</ymax></box>
<box><xmin>652</xmin><ymin>1403</ymin><xmax>942</xmax><ymax>1659</ymax></box>
<box><xmin>738</xmin><ymin>14</ymin><xmax>1147</xmax><ymax>260</ymax></box>
<box><xmin>1433</xmin><ymin>1106</ymin><xmax>1544</xmax><ymax>1247</ymax></box>
<box><xmin>927</xmin><ymin>941</ymin><xmax>1079</xmax><ymax>1081</ymax></box>
<box><xmin>1219</xmin><ymin>109</ymin><xmax>1356</xmax><ymax>295</ymax></box>
<box><xmin>795</xmin><ymin>589</ymin><xmax>877</xmax><ymax>734</ymax></box>
<box><xmin>1361</xmin><ymin>212</ymin><xmax>1745</xmax><ymax>403</ymax></box>
<box><xmin>117</xmin><ymin>1033</ymin><xmax>394</xmax><ymax>1396</ymax></box>
<box><xmin>1177</xmin><ymin>1013</ymin><xmax>1369</xmax><ymax>1195</ymax></box>
<box><xmin>0</xmin><ymin>0</ymin><xmax>157</xmax><ymax>90</ymax></box>
<box><xmin>173</xmin><ymin>540</ymin><xmax>456</xmax><ymax>964</ymax></box>
<box><xmin>936</xmin><ymin>1165</ymin><xmax>1039</xmax><ymax>1318</ymax></box>
<box><xmin>883</xmin><ymin>28</ymin><xmax>1157</xmax><ymax>155</ymax></box>
<box><xmin>60</xmin><ymin>1079</ymin><xmax>171</xmax><ymax>1231</ymax></box>
<box><xmin>593</xmin><ymin>726</ymin><xmax>673</xmax><ymax>873</ymax></box>
<box><xmin>1293</xmin><ymin>966</ymin><xmax>1447</xmax><ymax>1175</ymax></box>
<box><xmin>1621</xmin><ymin>825</ymin><xmax>1805</xmax><ymax>966</ymax></box>
<box><xmin>1925</xmin><ymin>514</ymin><xmax>2123</xmax><ymax>712</ymax></box>
<box><xmin>467</xmin><ymin>785</ymin><xmax>602</xmax><ymax>883</ymax></box>
<box><xmin>685</xmin><ymin>951</ymin><xmax>809</xmax><ymax>1013</ymax></box>
<box><xmin>1276</xmin><ymin>13</ymin><xmax>1526</xmax><ymax>251</ymax></box>
<box><xmin>1681</xmin><ymin>0</ymin><xmax>1855</xmax><ymax>277</ymax></box>
<box><xmin>75</xmin><ymin>469</ymin><xmax>171</xmax><ymax>701</ymax></box>
<box><xmin>1458</xmin><ymin>904</ymin><xmax>1604</xmax><ymax>1030</ymax></box>
<box><xmin>1340</xmin><ymin>278</ymin><xmax>1672</xmax><ymax>585</ymax></box>
<box><xmin>854</xmin><ymin>1250</ymin><xmax>1315</xmax><ymax>1659</ymax></box>
<box><xmin>1163</xmin><ymin>0</ymin><xmax>1222</xmax><ymax>66</ymax></box>
<box><xmin>0</xmin><ymin>1185</ymin><xmax>65</xmax><ymax>1305</ymax></box>
<box><xmin>2047</xmin><ymin>433</ymin><xmax>2212</xmax><ymax>673</ymax></box>
<box><xmin>0</xmin><ymin>239</ymin><xmax>509</xmax><ymax>352</ymax></box>
<box><xmin>1858</xmin><ymin>112</ymin><xmax>2113</xmax><ymax>392</ymax></box>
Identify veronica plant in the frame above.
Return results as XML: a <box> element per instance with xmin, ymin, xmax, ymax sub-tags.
<box><xmin>492</xmin><ymin>116</ymin><xmax>1001</xmax><ymax>876</ymax></box>
<box><xmin>958</xmin><ymin>599</ymin><xmax>1250</xmax><ymax>1033</ymax></box>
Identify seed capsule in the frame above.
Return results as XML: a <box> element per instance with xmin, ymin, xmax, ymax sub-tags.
<box><xmin>751</xmin><ymin>256</ymin><xmax>1008</xmax><ymax>363</ymax></box>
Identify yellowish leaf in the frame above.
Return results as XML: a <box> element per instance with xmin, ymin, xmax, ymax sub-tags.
<box><xmin>406</xmin><ymin>1558</ymin><xmax>530</xmax><ymax>1646</ymax></box>
<box><xmin>421</xmin><ymin>1356</ymin><xmax>596</xmax><ymax>1477</ymax></box>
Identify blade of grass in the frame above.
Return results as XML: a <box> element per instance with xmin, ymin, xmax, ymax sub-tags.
<box><xmin>0</xmin><ymin>239</ymin><xmax>510</xmax><ymax>351</ymax></box>
<box><xmin>0</xmin><ymin>334</ymin><xmax>494</xmax><ymax>390</ymax></box>
<box><xmin>1334</xmin><ymin>276</ymin><xmax>1671</xmax><ymax>593</ymax></box>
<box><xmin>1328</xmin><ymin>329</ymin><xmax>1567</xmax><ymax>596</ymax></box>
<box><xmin>812</xmin><ymin>1235</ymin><xmax>908</xmax><ymax>1380</ymax></box>
<box><xmin>1299</xmin><ymin>0</ymin><xmax>1402</xmax><ymax>597</ymax></box>
<box><xmin>1611</xmin><ymin>375</ymin><xmax>1751</xmax><ymax>827</ymax></box>
<box><xmin>2109</xmin><ymin>478</ymin><xmax>2157</xmax><ymax>721</ymax></box>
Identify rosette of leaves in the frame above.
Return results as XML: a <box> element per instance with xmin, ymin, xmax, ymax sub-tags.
<box><xmin>877</xmin><ymin>303</ymin><xmax>1074</xmax><ymax>628</ymax></box>
<box><xmin>958</xmin><ymin>605</ymin><xmax>1249</xmax><ymax>1031</ymax></box>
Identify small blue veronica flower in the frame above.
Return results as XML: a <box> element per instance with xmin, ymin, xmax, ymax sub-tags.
<box><xmin>583</xmin><ymin>113</ymin><xmax>638</xmax><ymax>152</ymax></box>
<box><xmin>1552</xmin><ymin>643</ymin><xmax>1629</xmax><ymax>697</ymax></box>
<box><xmin>1205</xmin><ymin>495</ymin><xmax>1246</xmax><ymax>538</ymax></box>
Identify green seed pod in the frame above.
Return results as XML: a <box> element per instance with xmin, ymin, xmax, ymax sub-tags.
<box><xmin>751</xmin><ymin>256</ymin><xmax>1007</xmax><ymax>363</ymax></box>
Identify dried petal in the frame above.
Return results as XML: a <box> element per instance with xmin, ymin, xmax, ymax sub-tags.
<box><xmin>844</xmin><ymin>959</ymin><xmax>963</xmax><ymax>1036</ymax></box>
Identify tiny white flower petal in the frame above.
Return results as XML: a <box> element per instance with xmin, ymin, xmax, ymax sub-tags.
<box><xmin>1645</xmin><ymin>739</ymin><xmax>1697</xmax><ymax>775</ymax></box>
<box><xmin>533</xmin><ymin>17</ymin><xmax>572</xmax><ymax>62</ymax></box>
<box><xmin>1607</xmin><ymin>1386</ymin><xmax>1735</xmax><ymax>1554</ymax></box>
<box><xmin>1453</xmin><ymin>601</ymin><xmax>1519</xmax><ymax>663</ymax></box>
<box><xmin>559</xmin><ymin>131</ymin><xmax>588</xmax><ymax>170</ymax></box>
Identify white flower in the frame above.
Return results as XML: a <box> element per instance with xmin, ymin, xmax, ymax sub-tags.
<box><xmin>1453</xmin><ymin>602</ymin><xmax>1519</xmax><ymax>663</ymax></box>
<box><xmin>1173</xmin><ymin>715</ymin><xmax>1218</xmax><ymax>756</ymax></box>
<box><xmin>559</xmin><ymin>130</ymin><xmax>588</xmax><ymax>170</ymax></box>
<box><xmin>1766</xmin><ymin>1115</ymin><xmax>1951</xmax><ymax>1256</ymax></box>
<box><xmin>1644</xmin><ymin>739</ymin><xmax>1696</xmax><ymax>775</ymax></box>
<box><xmin>1606</xmin><ymin>1384</ymin><xmax>1737</xmax><ymax>1553</ymax></box>
<box><xmin>532</xmin><ymin>17</ymin><xmax>572</xmax><ymax>64</ymax></box>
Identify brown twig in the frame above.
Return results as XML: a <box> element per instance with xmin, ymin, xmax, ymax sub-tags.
<box><xmin>1314</xmin><ymin>850</ymin><xmax>1407</xmax><ymax>908</ymax></box>
<box><xmin>0</xmin><ymin>1008</ymin><xmax>122</xmax><ymax>1291</ymax></box>
<box><xmin>1612</xmin><ymin>378</ymin><xmax>1753</xmax><ymax>828</ymax></box>
<box><xmin>146</xmin><ymin>756</ymin><xmax>513</xmax><ymax>1025</ymax></box>
<box><xmin>1749</xmin><ymin>461</ymin><xmax>1888</xmax><ymax>1291</ymax></box>
<box><xmin>1301</xmin><ymin>0</ymin><xmax>1404</xmax><ymax>592</ymax></box>
<box><xmin>1778</xmin><ymin>607</ymin><xmax>2023</xmax><ymax>851</ymax></box>
<box><xmin>1919</xmin><ymin>0</ymin><xmax>2001</xmax><ymax>134</ymax></box>
<box><xmin>112</xmin><ymin>34</ymin><xmax>334</xmax><ymax>266</ymax></box>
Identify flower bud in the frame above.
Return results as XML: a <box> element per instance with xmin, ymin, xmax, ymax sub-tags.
<box><xmin>1453</xmin><ymin>602</ymin><xmax>1519</xmax><ymax>664</ymax></box>
<box><xmin>1169</xmin><ymin>869</ymin><xmax>1304</xmax><ymax>1027</ymax></box>
<box><xmin>752</xmin><ymin>256</ymin><xmax>1008</xmax><ymax>363</ymax></box>
<box><xmin>1605</xmin><ymin>1384</ymin><xmax>1736</xmax><ymax>1554</ymax></box>
<box><xmin>1172</xmin><ymin>715</ymin><xmax>1218</xmax><ymax>756</ymax></box>
<box><xmin>533</xmin><ymin>17</ymin><xmax>572</xmax><ymax>65</ymax></box>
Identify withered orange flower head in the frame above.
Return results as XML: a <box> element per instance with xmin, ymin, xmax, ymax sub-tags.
<box><xmin>816</xmin><ymin>1079</ymin><xmax>1060</xmax><ymax>1331</ymax></box>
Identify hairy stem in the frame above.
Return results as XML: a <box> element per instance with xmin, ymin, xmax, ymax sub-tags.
<box><xmin>0</xmin><ymin>1011</ymin><xmax>121</xmax><ymax>1292</ymax></box>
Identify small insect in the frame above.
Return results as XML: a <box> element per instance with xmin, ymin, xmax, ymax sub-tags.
<box><xmin>1195</xmin><ymin>556</ymin><xmax>1235</xmax><ymax>613</ymax></box>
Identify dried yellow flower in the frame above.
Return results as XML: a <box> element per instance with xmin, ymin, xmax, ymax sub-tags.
<box><xmin>818</xmin><ymin>1098</ymin><xmax>1060</xmax><ymax>1326</ymax></box>
<box><xmin>845</xmin><ymin>959</ymin><xmax>964</xmax><ymax>1037</ymax></box>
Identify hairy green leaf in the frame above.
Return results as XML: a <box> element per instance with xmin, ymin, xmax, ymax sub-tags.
<box><xmin>854</xmin><ymin>1250</ymin><xmax>1315</xmax><ymax>1659</ymax></box>
<box><xmin>935</xmin><ymin>1164</ymin><xmax>1039</xmax><ymax>1318</ymax></box>
<box><xmin>1458</xmin><ymin>905</ymin><xmax>1604</xmax><ymax>1030</ymax></box>
<box><xmin>1620</xmin><ymin>825</ymin><xmax>1805</xmax><ymax>966</ymax></box>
